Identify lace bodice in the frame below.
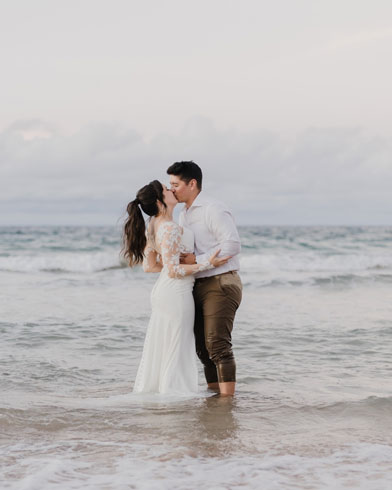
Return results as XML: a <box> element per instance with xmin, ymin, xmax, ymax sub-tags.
<box><xmin>143</xmin><ymin>221</ymin><xmax>213</xmax><ymax>278</ymax></box>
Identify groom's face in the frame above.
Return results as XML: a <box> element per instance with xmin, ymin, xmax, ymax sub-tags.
<box><xmin>169</xmin><ymin>175</ymin><xmax>192</xmax><ymax>203</ymax></box>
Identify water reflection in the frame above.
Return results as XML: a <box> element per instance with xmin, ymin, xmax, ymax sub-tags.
<box><xmin>188</xmin><ymin>394</ymin><xmax>239</xmax><ymax>457</ymax></box>
<box><xmin>197</xmin><ymin>395</ymin><xmax>237</xmax><ymax>438</ymax></box>
<box><xmin>124</xmin><ymin>393</ymin><xmax>239</xmax><ymax>458</ymax></box>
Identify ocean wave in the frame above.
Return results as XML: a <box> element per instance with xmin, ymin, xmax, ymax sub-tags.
<box><xmin>2</xmin><ymin>441</ymin><xmax>392</xmax><ymax>490</ymax></box>
<box><xmin>239</xmin><ymin>252</ymin><xmax>392</xmax><ymax>273</ymax></box>
<box><xmin>315</xmin><ymin>395</ymin><xmax>392</xmax><ymax>413</ymax></box>
<box><xmin>243</xmin><ymin>273</ymin><xmax>392</xmax><ymax>288</ymax></box>
<box><xmin>1</xmin><ymin>250</ymin><xmax>392</xmax><ymax>276</ymax></box>
<box><xmin>0</xmin><ymin>253</ymin><xmax>127</xmax><ymax>273</ymax></box>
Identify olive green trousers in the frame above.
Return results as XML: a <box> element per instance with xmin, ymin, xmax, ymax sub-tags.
<box><xmin>193</xmin><ymin>271</ymin><xmax>242</xmax><ymax>383</ymax></box>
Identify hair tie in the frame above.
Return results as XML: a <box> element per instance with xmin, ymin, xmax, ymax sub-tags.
<box><xmin>134</xmin><ymin>198</ymin><xmax>140</xmax><ymax>205</ymax></box>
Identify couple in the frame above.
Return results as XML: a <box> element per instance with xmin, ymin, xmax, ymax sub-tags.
<box><xmin>122</xmin><ymin>161</ymin><xmax>242</xmax><ymax>396</ymax></box>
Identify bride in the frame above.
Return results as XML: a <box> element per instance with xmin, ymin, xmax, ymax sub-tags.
<box><xmin>122</xmin><ymin>180</ymin><xmax>230</xmax><ymax>394</ymax></box>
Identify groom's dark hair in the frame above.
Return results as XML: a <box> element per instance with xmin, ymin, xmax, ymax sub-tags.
<box><xmin>167</xmin><ymin>161</ymin><xmax>202</xmax><ymax>190</ymax></box>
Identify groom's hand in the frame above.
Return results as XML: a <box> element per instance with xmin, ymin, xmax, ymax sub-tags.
<box><xmin>180</xmin><ymin>253</ymin><xmax>196</xmax><ymax>264</ymax></box>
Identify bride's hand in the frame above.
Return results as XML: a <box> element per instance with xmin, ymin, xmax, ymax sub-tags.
<box><xmin>209</xmin><ymin>249</ymin><xmax>232</xmax><ymax>268</ymax></box>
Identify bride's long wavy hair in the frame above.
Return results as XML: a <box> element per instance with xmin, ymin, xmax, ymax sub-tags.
<box><xmin>122</xmin><ymin>180</ymin><xmax>167</xmax><ymax>266</ymax></box>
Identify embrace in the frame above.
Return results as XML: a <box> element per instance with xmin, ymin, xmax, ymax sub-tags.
<box><xmin>122</xmin><ymin>161</ymin><xmax>242</xmax><ymax>396</ymax></box>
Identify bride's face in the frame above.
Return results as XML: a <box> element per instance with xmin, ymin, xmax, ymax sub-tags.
<box><xmin>162</xmin><ymin>185</ymin><xmax>178</xmax><ymax>207</ymax></box>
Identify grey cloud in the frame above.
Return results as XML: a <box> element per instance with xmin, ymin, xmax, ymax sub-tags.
<box><xmin>0</xmin><ymin>117</ymin><xmax>391</xmax><ymax>225</ymax></box>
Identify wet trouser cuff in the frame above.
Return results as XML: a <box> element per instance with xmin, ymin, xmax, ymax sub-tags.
<box><xmin>204</xmin><ymin>364</ymin><xmax>218</xmax><ymax>384</ymax></box>
<box><xmin>204</xmin><ymin>360</ymin><xmax>236</xmax><ymax>384</ymax></box>
<box><xmin>217</xmin><ymin>359</ymin><xmax>236</xmax><ymax>383</ymax></box>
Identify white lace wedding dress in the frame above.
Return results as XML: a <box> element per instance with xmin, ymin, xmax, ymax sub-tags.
<box><xmin>132</xmin><ymin>221</ymin><xmax>211</xmax><ymax>395</ymax></box>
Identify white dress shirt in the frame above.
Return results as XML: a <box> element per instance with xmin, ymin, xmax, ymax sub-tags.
<box><xmin>179</xmin><ymin>193</ymin><xmax>241</xmax><ymax>278</ymax></box>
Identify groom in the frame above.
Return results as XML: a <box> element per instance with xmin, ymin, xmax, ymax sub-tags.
<box><xmin>167</xmin><ymin>161</ymin><xmax>242</xmax><ymax>396</ymax></box>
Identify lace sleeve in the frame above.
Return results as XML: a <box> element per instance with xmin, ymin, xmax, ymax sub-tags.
<box><xmin>158</xmin><ymin>222</ymin><xmax>213</xmax><ymax>279</ymax></box>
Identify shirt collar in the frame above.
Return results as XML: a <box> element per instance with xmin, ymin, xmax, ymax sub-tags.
<box><xmin>186</xmin><ymin>192</ymin><xmax>207</xmax><ymax>211</ymax></box>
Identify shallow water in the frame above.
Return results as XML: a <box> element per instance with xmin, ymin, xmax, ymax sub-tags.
<box><xmin>1</xmin><ymin>226</ymin><xmax>392</xmax><ymax>489</ymax></box>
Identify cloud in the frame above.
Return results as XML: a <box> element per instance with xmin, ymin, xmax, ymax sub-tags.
<box><xmin>0</xmin><ymin>117</ymin><xmax>391</xmax><ymax>225</ymax></box>
<box><xmin>327</xmin><ymin>29</ymin><xmax>392</xmax><ymax>51</ymax></box>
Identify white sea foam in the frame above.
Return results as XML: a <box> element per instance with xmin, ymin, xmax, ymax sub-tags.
<box><xmin>2</xmin><ymin>443</ymin><xmax>392</xmax><ymax>490</ymax></box>
<box><xmin>0</xmin><ymin>252</ymin><xmax>124</xmax><ymax>273</ymax></box>
<box><xmin>1</xmin><ymin>250</ymin><xmax>391</xmax><ymax>274</ymax></box>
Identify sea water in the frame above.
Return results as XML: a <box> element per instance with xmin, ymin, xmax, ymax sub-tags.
<box><xmin>1</xmin><ymin>225</ymin><xmax>391</xmax><ymax>489</ymax></box>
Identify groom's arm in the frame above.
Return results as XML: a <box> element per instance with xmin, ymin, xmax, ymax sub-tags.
<box><xmin>195</xmin><ymin>204</ymin><xmax>241</xmax><ymax>264</ymax></box>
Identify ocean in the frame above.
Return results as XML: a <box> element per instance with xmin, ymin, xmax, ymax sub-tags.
<box><xmin>1</xmin><ymin>225</ymin><xmax>391</xmax><ymax>489</ymax></box>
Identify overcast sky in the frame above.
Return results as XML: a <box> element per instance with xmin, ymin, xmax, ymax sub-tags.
<box><xmin>1</xmin><ymin>0</ymin><xmax>391</xmax><ymax>225</ymax></box>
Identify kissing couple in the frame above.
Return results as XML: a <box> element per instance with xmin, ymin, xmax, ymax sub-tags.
<box><xmin>122</xmin><ymin>161</ymin><xmax>242</xmax><ymax>396</ymax></box>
